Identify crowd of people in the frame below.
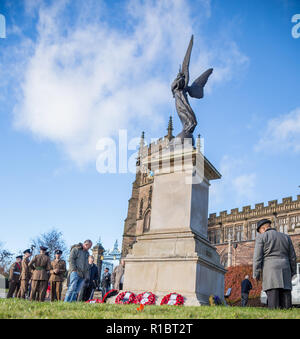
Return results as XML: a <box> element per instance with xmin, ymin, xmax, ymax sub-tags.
<box><xmin>6</xmin><ymin>239</ymin><xmax>125</xmax><ymax>302</ymax></box>
<box><xmin>5</xmin><ymin>218</ymin><xmax>298</xmax><ymax>309</ymax></box>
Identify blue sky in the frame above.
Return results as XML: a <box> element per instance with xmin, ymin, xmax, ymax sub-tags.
<box><xmin>0</xmin><ymin>0</ymin><xmax>300</xmax><ymax>255</ymax></box>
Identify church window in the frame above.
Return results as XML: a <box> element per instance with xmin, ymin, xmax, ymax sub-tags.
<box><xmin>235</xmin><ymin>225</ymin><xmax>243</xmax><ymax>242</ymax></box>
<box><xmin>251</xmin><ymin>223</ymin><xmax>257</xmax><ymax>240</ymax></box>
<box><xmin>143</xmin><ymin>209</ymin><xmax>151</xmax><ymax>233</ymax></box>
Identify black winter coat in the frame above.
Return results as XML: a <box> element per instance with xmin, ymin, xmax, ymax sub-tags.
<box><xmin>88</xmin><ymin>263</ymin><xmax>99</xmax><ymax>288</ymax></box>
<box><xmin>241</xmin><ymin>279</ymin><xmax>252</xmax><ymax>294</ymax></box>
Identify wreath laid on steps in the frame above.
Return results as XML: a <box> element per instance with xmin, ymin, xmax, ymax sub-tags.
<box><xmin>135</xmin><ymin>291</ymin><xmax>156</xmax><ymax>305</ymax></box>
<box><xmin>115</xmin><ymin>291</ymin><xmax>136</xmax><ymax>304</ymax></box>
<box><xmin>160</xmin><ymin>292</ymin><xmax>184</xmax><ymax>306</ymax></box>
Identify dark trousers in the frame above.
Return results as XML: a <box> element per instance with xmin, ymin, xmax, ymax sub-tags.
<box><xmin>266</xmin><ymin>288</ymin><xmax>292</xmax><ymax>309</ymax></box>
<box><xmin>102</xmin><ymin>284</ymin><xmax>111</xmax><ymax>296</ymax></box>
<box><xmin>241</xmin><ymin>292</ymin><xmax>249</xmax><ymax>307</ymax></box>
<box><xmin>81</xmin><ymin>285</ymin><xmax>95</xmax><ymax>301</ymax></box>
<box><xmin>7</xmin><ymin>281</ymin><xmax>20</xmax><ymax>298</ymax></box>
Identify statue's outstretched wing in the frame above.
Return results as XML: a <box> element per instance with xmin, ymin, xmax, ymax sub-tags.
<box><xmin>181</xmin><ymin>35</ymin><xmax>194</xmax><ymax>87</ymax></box>
<box><xmin>187</xmin><ymin>68</ymin><xmax>213</xmax><ymax>99</ymax></box>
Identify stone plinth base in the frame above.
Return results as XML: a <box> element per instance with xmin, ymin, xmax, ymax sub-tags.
<box><xmin>123</xmin><ymin>230</ymin><xmax>226</xmax><ymax>306</ymax></box>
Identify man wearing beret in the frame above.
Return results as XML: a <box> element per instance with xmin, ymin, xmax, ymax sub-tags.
<box><xmin>17</xmin><ymin>249</ymin><xmax>32</xmax><ymax>299</ymax></box>
<box><xmin>253</xmin><ymin>219</ymin><xmax>297</xmax><ymax>309</ymax></box>
<box><xmin>7</xmin><ymin>255</ymin><xmax>22</xmax><ymax>298</ymax></box>
<box><xmin>49</xmin><ymin>250</ymin><xmax>66</xmax><ymax>301</ymax></box>
<box><xmin>29</xmin><ymin>246</ymin><xmax>51</xmax><ymax>301</ymax></box>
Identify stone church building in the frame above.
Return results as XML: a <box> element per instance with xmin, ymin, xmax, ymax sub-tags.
<box><xmin>208</xmin><ymin>196</ymin><xmax>300</xmax><ymax>267</ymax></box>
<box><xmin>121</xmin><ymin>132</ymin><xmax>154</xmax><ymax>258</ymax></box>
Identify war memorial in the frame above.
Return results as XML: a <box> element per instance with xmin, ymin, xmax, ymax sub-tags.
<box><xmin>121</xmin><ymin>36</ymin><xmax>226</xmax><ymax>305</ymax></box>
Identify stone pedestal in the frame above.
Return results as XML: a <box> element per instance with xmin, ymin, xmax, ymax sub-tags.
<box><xmin>0</xmin><ymin>274</ymin><xmax>5</xmax><ymax>299</ymax></box>
<box><xmin>123</xmin><ymin>142</ymin><xmax>226</xmax><ymax>305</ymax></box>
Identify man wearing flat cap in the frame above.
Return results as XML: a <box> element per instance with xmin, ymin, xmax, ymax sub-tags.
<box><xmin>29</xmin><ymin>246</ymin><xmax>51</xmax><ymax>301</ymax></box>
<box><xmin>17</xmin><ymin>249</ymin><xmax>32</xmax><ymax>299</ymax></box>
<box><xmin>7</xmin><ymin>255</ymin><xmax>22</xmax><ymax>298</ymax></box>
<box><xmin>49</xmin><ymin>250</ymin><xmax>66</xmax><ymax>301</ymax></box>
<box><xmin>253</xmin><ymin>218</ymin><xmax>297</xmax><ymax>309</ymax></box>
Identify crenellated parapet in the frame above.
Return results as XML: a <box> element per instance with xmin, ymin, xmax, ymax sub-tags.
<box><xmin>208</xmin><ymin>196</ymin><xmax>300</xmax><ymax>225</ymax></box>
<box><xmin>207</xmin><ymin>194</ymin><xmax>300</xmax><ymax>256</ymax></box>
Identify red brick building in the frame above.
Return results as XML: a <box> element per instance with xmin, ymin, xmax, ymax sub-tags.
<box><xmin>208</xmin><ymin>196</ymin><xmax>300</xmax><ymax>267</ymax></box>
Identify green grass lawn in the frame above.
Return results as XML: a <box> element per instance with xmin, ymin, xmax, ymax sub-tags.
<box><xmin>0</xmin><ymin>299</ymin><xmax>300</xmax><ymax>319</ymax></box>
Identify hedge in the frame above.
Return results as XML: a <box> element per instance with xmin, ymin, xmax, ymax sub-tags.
<box><xmin>225</xmin><ymin>265</ymin><xmax>262</xmax><ymax>302</ymax></box>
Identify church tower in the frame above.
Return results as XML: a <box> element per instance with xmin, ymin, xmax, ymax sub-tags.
<box><xmin>121</xmin><ymin>118</ymin><xmax>174</xmax><ymax>257</ymax></box>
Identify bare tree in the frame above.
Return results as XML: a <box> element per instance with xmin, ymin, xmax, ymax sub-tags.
<box><xmin>0</xmin><ymin>243</ymin><xmax>13</xmax><ymax>276</ymax></box>
<box><xmin>31</xmin><ymin>229</ymin><xmax>68</xmax><ymax>261</ymax></box>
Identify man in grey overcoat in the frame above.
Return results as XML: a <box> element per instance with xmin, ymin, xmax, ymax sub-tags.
<box><xmin>253</xmin><ymin>219</ymin><xmax>297</xmax><ymax>309</ymax></box>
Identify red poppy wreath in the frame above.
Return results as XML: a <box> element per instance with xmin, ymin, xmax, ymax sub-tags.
<box><xmin>115</xmin><ymin>291</ymin><xmax>136</xmax><ymax>304</ymax></box>
<box><xmin>135</xmin><ymin>291</ymin><xmax>156</xmax><ymax>305</ymax></box>
<box><xmin>160</xmin><ymin>293</ymin><xmax>184</xmax><ymax>306</ymax></box>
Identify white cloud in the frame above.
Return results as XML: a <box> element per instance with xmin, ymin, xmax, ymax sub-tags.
<box><xmin>232</xmin><ymin>173</ymin><xmax>256</xmax><ymax>201</ymax></box>
<box><xmin>11</xmin><ymin>0</ymin><xmax>248</xmax><ymax>166</ymax></box>
<box><xmin>210</xmin><ymin>155</ymin><xmax>257</xmax><ymax>208</ymax></box>
<box><xmin>255</xmin><ymin>107</ymin><xmax>300</xmax><ymax>153</ymax></box>
<box><xmin>23</xmin><ymin>0</ymin><xmax>44</xmax><ymax>17</ymax></box>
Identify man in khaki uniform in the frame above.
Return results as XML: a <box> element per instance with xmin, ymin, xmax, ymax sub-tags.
<box><xmin>17</xmin><ymin>249</ymin><xmax>32</xmax><ymax>299</ymax></box>
<box><xmin>49</xmin><ymin>250</ymin><xmax>66</xmax><ymax>301</ymax></box>
<box><xmin>29</xmin><ymin>246</ymin><xmax>51</xmax><ymax>301</ymax></box>
<box><xmin>7</xmin><ymin>255</ymin><xmax>22</xmax><ymax>298</ymax></box>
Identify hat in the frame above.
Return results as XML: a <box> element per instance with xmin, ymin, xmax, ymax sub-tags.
<box><xmin>16</xmin><ymin>255</ymin><xmax>23</xmax><ymax>259</ymax></box>
<box><xmin>23</xmin><ymin>249</ymin><xmax>32</xmax><ymax>254</ymax></box>
<box><xmin>40</xmin><ymin>246</ymin><xmax>48</xmax><ymax>251</ymax></box>
<box><xmin>257</xmin><ymin>219</ymin><xmax>272</xmax><ymax>232</ymax></box>
<box><xmin>55</xmin><ymin>249</ymin><xmax>62</xmax><ymax>255</ymax></box>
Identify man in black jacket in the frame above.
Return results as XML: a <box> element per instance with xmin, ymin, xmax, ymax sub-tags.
<box><xmin>241</xmin><ymin>275</ymin><xmax>252</xmax><ymax>307</ymax></box>
<box><xmin>80</xmin><ymin>255</ymin><xmax>99</xmax><ymax>301</ymax></box>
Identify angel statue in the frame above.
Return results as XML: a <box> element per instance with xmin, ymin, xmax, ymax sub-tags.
<box><xmin>171</xmin><ymin>35</ymin><xmax>213</xmax><ymax>145</ymax></box>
